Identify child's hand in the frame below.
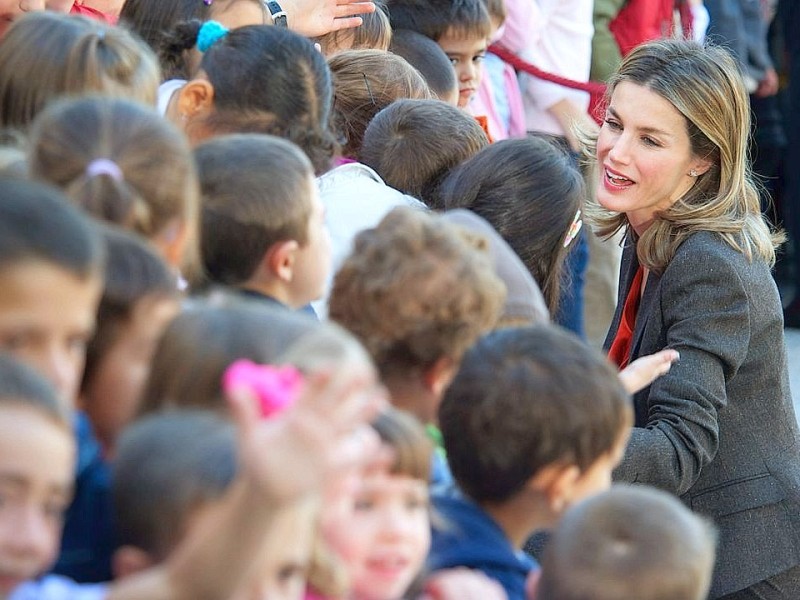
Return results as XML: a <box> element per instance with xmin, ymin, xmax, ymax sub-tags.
<box><xmin>227</xmin><ymin>366</ymin><xmax>388</xmax><ymax>506</ymax></box>
<box><xmin>618</xmin><ymin>349</ymin><xmax>679</xmax><ymax>394</ymax></box>
<box><xmin>420</xmin><ymin>568</ymin><xmax>508</xmax><ymax>600</ymax></box>
<box><xmin>284</xmin><ymin>0</ymin><xmax>376</xmax><ymax>37</ymax></box>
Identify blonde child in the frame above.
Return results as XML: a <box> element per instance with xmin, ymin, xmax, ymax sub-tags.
<box><xmin>28</xmin><ymin>97</ymin><xmax>200</xmax><ymax>272</ymax></box>
<box><xmin>195</xmin><ymin>134</ymin><xmax>331</xmax><ymax>310</ymax></box>
<box><xmin>0</xmin><ymin>13</ymin><xmax>159</xmax><ymax>131</ymax></box>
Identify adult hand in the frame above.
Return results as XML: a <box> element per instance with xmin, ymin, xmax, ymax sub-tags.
<box><xmin>619</xmin><ymin>349</ymin><xmax>679</xmax><ymax>395</ymax></box>
<box><xmin>755</xmin><ymin>68</ymin><xmax>779</xmax><ymax>98</ymax></box>
<box><xmin>284</xmin><ymin>0</ymin><xmax>376</xmax><ymax>37</ymax></box>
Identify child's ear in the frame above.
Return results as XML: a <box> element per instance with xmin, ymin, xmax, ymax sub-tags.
<box><xmin>112</xmin><ymin>545</ymin><xmax>155</xmax><ymax>580</ymax></box>
<box><xmin>152</xmin><ymin>219</ymin><xmax>188</xmax><ymax>269</ymax></box>
<box><xmin>265</xmin><ymin>240</ymin><xmax>300</xmax><ymax>283</ymax></box>
<box><xmin>423</xmin><ymin>356</ymin><xmax>458</xmax><ymax>398</ymax></box>
<box><xmin>527</xmin><ymin>462</ymin><xmax>580</xmax><ymax>516</ymax></box>
<box><xmin>176</xmin><ymin>79</ymin><xmax>215</xmax><ymax>120</ymax></box>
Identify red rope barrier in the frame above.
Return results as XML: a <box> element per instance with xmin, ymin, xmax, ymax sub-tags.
<box><xmin>488</xmin><ymin>44</ymin><xmax>607</xmax><ymax>96</ymax></box>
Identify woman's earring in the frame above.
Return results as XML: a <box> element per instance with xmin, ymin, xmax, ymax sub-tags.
<box><xmin>689</xmin><ymin>169</ymin><xmax>699</xmax><ymax>177</ymax></box>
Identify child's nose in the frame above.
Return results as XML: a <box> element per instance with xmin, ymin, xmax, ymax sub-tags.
<box><xmin>8</xmin><ymin>505</ymin><xmax>52</xmax><ymax>560</ymax></box>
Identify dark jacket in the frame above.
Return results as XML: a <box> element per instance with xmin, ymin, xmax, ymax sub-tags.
<box><xmin>428</xmin><ymin>492</ymin><xmax>537</xmax><ymax>600</ymax></box>
<box><xmin>607</xmin><ymin>231</ymin><xmax>800</xmax><ymax>598</ymax></box>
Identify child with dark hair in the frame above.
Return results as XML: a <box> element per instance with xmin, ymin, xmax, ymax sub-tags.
<box><xmin>430</xmin><ymin>324</ymin><xmax>632</xmax><ymax>599</ymax></box>
<box><xmin>536</xmin><ymin>485</ymin><xmax>717</xmax><ymax>600</ymax></box>
<box><xmin>389</xmin><ymin>29</ymin><xmax>458</xmax><ymax>105</ymax></box>
<box><xmin>79</xmin><ymin>226</ymin><xmax>180</xmax><ymax>456</ymax></box>
<box><xmin>0</xmin><ymin>178</ymin><xmax>112</xmax><ymax>583</ymax></box>
<box><xmin>28</xmin><ymin>97</ymin><xmax>200</xmax><ymax>273</ymax></box>
<box><xmin>195</xmin><ymin>133</ymin><xmax>331</xmax><ymax>311</ymax></box>
<box><xmin>160</xmin><ymin>23</ymin><xmax>337</xmax><ymax>174</ymax></box>
<box><xmin>441</xmin><ymin>136</ymin><xmax>584</xmax><ymax>318</ymax></box>
<box><xmin>359</xmin><ymin>99</ymin><xmax>488</xmax><ymax>208</ymax></box>
<box><xmin>385</xmin><ymin>0</ymin><xmax>491</xmax><ymax>113</ymax></box>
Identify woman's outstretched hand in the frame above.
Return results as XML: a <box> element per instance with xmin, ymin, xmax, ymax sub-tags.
<box><xmin>619</xmin><ymin>349</ymin><xmax>679</xmax><ymax>394</ymax></box>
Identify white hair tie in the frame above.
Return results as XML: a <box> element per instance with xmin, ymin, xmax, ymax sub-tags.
<box><xmin>86</xmin><ymin>158</ymin><xmax>123</xmax><ymax>182</ymax></box>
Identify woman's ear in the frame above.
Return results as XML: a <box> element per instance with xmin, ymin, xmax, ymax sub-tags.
<box><xmin>690</xmin><ymin>156</ymin><xmax>713</xmax><ymax>177</ymax></box>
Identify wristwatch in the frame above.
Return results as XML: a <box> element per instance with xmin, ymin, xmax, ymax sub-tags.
<box><xmin>265</xmin><ymin>0</ymin><xmax>288</xmax><ymax>27</ymax></box>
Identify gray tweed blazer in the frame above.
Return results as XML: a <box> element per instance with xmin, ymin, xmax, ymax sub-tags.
<box><xmin>605</xmin><ymin>231</ymin><xmax>800</xmax><ymax>598</ymax></box>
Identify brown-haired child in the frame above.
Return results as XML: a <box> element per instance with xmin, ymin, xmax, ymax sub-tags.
<box><xmin>359</xmin><ymin>99</ymin><xmax>489</xmax><ymax>208</ymax></box>
<box><xmin>195</xmin><ymin>133</ymin><xmax>331</xmax><ymax>311</ymax></box>
<box><xmin>429</xmin><ymin>324</ymin><xmax>632</xmax><ymax>600</ymax></box>
<box><xmin>329</xmin><ymin>206</ymin><xmax>505</xmax><ymax>425</ymax></box>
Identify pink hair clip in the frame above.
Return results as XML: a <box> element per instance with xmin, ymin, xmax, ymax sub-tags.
<box><xmin>222</xmin><ymin>360</ymin><xmax>304</xmax><ymax>418</ymax></box>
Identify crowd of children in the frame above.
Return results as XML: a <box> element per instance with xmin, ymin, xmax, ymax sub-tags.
<box><xmin>0</xmin><ymin>0</ymin><xmax>796</xmax><ymax>599</ymax></box>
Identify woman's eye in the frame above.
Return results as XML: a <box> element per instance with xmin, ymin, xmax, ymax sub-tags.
<box><xmin>642</xmin><ymin>136</ymin><xmax>660</xmax><ymax>147</ymax></box>
<box><xmin>604</xmin><ymin>118</ymin><xmax>621</xmax><ymax>131</ymax></box>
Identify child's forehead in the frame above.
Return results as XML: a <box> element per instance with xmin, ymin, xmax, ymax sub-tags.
<box><xmin>0</xmin><ymin>405</ymin><xmax>75</xmax><ymax>482</ymax></box>
<box><xmin>438</xmin><ymin>26</ymin><xmax>488</xmax><ymax>47</ymax></box>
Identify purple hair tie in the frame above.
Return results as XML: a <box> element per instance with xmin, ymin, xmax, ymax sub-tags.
<box><xmin>86</xmin><ymin>158</ymin><xmax>123</xmax><ymax>182</ymax></box>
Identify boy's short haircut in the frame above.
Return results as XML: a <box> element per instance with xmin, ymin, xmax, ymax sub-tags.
<box><xmin>113</xmin><ymin>410</ymin><xmax>237</xmax><ymax>560</ymax></box>
<box><xmin>439</xmin><ymin>325</ymin><xmax>632</xmax><ymax>504</ymax></box>
<box><xmin>389</xmin><ymin>30</ymin><xmax>457</xmax><ymax>101</ymax></box>
<box><xmin>329</xmin><ymin>207</ymin><xmax>505</xmax><ymax>383</ymax></box>
<box><xmin>386</xmin><ymin>0</ymin><xmax>491</xmax><ymax>41</ymax></box>
<box><xmin>0</xmin><ymin>353</ymin><xmax>69</xmax><ymax>426</ymax></box>
<box><xmin>359</xmin><ymin>99</ymin><xmax>489</xmax><ymax>208</ymax></box>
<box><xmin>316</xmin><ymin>0</ymin><xmax>392</xmax><ymax>54</ymax></box>
<box><xmin>195</xmin><ymin>134</ymin><xmax>315</xmax><ymax>286</ymax></box>
<box><xmin>0</xmin><ymin>178</ymin><xmax>103</xmax><ymax>278</ymax></box>
<box><xmin>82</xmin><ymin>225</ymin><xmax>178</xmax><ymax>394</ymax></box>
<box><xmin>537</xmin><ymin>485</ymin><xmax>717</xmax><ymax>600</ymax></box>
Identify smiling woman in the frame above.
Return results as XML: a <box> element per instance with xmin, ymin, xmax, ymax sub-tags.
<box><xmin>583</xmin><ymin>39</ymin><xmax>800</xmax><ymax>600</ymax></box>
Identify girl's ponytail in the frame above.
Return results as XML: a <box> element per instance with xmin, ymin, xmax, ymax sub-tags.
<box><xmin>158</xmin><ymin>19</ymin><xmax>203</xmax><ymax>80</ymax></box>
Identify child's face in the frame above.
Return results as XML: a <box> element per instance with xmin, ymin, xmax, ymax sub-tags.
<box><xmin>322</xmin><ymin>466</ymin><xmax>430</xmax><ymax>600</ymax></box>
<box><xmin>0</xmin><ymin>406</ymin><xmax>75</xmax><ymax>595</ymax></box>
<box><xmin>0</xmin><ymin>262</ymin><xmax>102</xmax><ymax>407</ymax></box>
<box><xmin>436</xmin><ymin>29</ymin><xmax>487</xmax><ymax>109</ymax></box>
<box><xmin>569</xmin><ymin>427</ymin><xmax>631</xmax><ymax>505</ymax></box>
<box><xmin>290</xmin><ymin>180</ymin><xmax>332</xmax><ymax>309</ymax></box>
<box><xmin>233</xmin><ymin>500</ymin><xmax>317</xmax><ymax>600</ymax></box>
<box><xmin>81</xmin><ymin>296</ymin><xmax>180</xmax><ymax>455</ymax></box>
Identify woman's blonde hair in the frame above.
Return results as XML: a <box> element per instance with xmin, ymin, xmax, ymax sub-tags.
<box><xmin>0</xmin><ymin>13</ymin><xmax>159</xmax><ymax>131</ymax></box>
<box><xmin>584</xmin><ymin>39</ymin><xmax>783</xmax><ymax>271</ymax></box>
